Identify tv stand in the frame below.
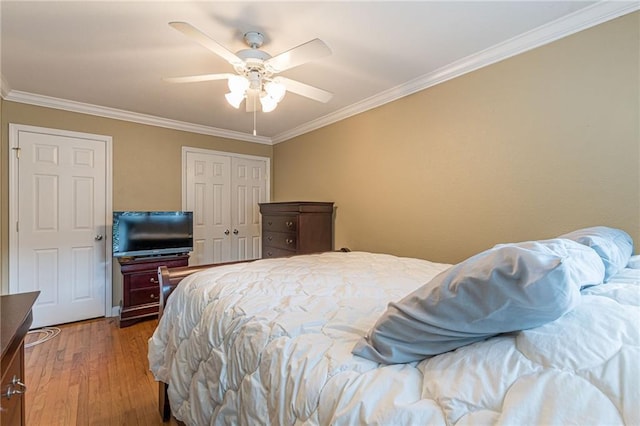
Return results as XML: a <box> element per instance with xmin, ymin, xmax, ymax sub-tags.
<box><xmin>118</xmin><ymin>254</ymin><xmax>189</xmax><ymax>328</ymax></box>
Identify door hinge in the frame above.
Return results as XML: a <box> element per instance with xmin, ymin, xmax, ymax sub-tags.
<box><xmin>12</xmin><ymin>147</ymin><xmax>21</xmax><ymax>159</ymax></box>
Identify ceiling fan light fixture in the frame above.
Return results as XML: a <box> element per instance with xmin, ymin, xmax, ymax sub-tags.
<box><xmin>225</xmin><ymin>91</ymin><xmax>244</xmax><ymax>109</ymax></box>
<box><xmin>228</xmin><ymin>75</ymin><xmax>249</xmax><ymax>93</ymax></box>
<box><xmin>260</xmin><ymin>93</ymin><xmax>278</xmax><ymax>113</ymax></box>
<box><xmin>265</xmin><ymin>80</ymin><xmax>286</xmax><ymax>102</ymax></box>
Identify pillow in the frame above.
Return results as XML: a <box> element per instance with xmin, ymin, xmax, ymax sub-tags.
<box><xmin>627</xmin><ymin>255</ymin><xmax>640</xmax><ymax>269</ymax></box>
<box><xmin>559</xmin><ymin>226</ymin><xmax>634</xmax><ymax>282</ymax></box>
<box><xmin>352</xmin><ymin>239</ymin><xmax>605</xmax><ymax>364</ymax></box>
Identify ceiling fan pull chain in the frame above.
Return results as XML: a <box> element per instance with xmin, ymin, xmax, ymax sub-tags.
<box><xmin>253</xmin><ymin>98</ymin><xmax>257</xmax><ymax>136</ymax></box>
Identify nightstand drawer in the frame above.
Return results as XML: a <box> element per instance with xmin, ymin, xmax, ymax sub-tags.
<box><xmin>129</xmin><ymin>287</ymin><xmax>160</xmax><ymax>306</ymax></box>
<box><xmin>262</xmin><ymin>215</ymin><xmax>297</xmax><ymax>233</ymax></box>
<box><xmin>262</xmin><ymin>246</ymin><xmax>296</xmax><ymax>259</ymax></box>
<box><xmin>263</xmin><ymin>232</ymin><xmax>297</xmax><ymax>250</ymax></box>
<box><xmin>128</xmin><ymin>272</ymin><xmax>160</xmax><ymax>290</ymax></box>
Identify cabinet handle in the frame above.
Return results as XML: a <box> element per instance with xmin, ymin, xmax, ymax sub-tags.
<box><xmin>285</xmin><ymin>238</ymin><xmax>294</xmax><ymax>245</ymax></box>
<box><xmin>267</xmin><ymin>251</ymin><xmax>273</xmax><ymax>257</ymax></box>
<box><xmin>267</xmin><ymin>235</ymin><xmax>272</xmax><ymax>241</ymax></box>
<box><xmin>285</xmin><ymin>221</ymin><xmax>293</xmax><ymax>228</ymax></box>
<box><xmin>3</xmin><ymin>376</ymin><xmax>26</xmax><ymax>400</ymax></box>
<box><xmin>267</xmin><ymin>221</ymin><xmax>272</xmax><ymax>226</ymax></box>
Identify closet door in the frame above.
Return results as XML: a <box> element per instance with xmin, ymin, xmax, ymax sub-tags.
<box><xmin>231</xmin><ymin>157</ymin><xmax>267</xmax><ymax>261</ymax></box>
<box><xmin>184</xmin><ymin>151</ymin><xmax>232</xmax><ymax>265</ymax></box>
<box><xmin>184</xmin><ymin>148</ymin><xmax>269</xmax><ymax>265</ymax></box>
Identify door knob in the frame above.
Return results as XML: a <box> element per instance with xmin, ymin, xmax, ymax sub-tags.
<box><xmin>233</xmin><ymin>229</ymin><xmax>239</xmax><ymax>235</ymax></box>
<box><xmin>95</xmin><ymin>234</ymin><xmax>103</xmax><ymax>241</ymax></box>
<box><xmin>224</xmin><ymin>229</ymin><xmax>230</xmax><ymax>235</ymax></box>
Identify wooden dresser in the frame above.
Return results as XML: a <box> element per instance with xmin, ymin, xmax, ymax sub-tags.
<box><xmin>118</xmin><ymin>254</ymin><xmax>189</xmax><ymax>327</ymax></box>
<box><xmin>1</xmin><ymin>291</ymin><xmax>39</xmax><ymax>426</ymax></box>
<box><xmin>259</xmin><ymin>202</ymin><xmax>334</xmax><ymax>259</ymax></box>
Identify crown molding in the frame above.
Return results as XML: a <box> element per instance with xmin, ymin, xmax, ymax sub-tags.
<box><xmin>2</xmin><ymin>90</ymin><xmax>272</xmax><ymax>145</ymax></box>
<box><xmin>0</xmin><ymin>74</ymin><xmax>11</xmax><ymax>98</ymax></box>
<box><xmin>3</xmin><ymin>1</ymin><xmax>637</xmax><ymax>146</ymax></box>
<box><xmin>271</xmin><ymin>0</ymin><xmax>639</xmax><ymax>144</ymax></box>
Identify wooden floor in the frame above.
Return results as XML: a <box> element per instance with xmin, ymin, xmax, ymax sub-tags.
<box><xmin>24</xmin><ymin>317</ymin><xmax>180</xmax><ymax>426</ymax></box>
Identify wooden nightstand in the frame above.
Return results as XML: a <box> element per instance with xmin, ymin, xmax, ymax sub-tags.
<box><xmin>118</xmin><ymin>254</ymin><xmax>189</xmax><ymax>327</ymax></box>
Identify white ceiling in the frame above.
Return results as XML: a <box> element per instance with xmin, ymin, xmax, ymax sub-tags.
<box><xmin>1</xmin><ymin>1</ymin><xmax>637</xmax><ymax>144</ymax></box>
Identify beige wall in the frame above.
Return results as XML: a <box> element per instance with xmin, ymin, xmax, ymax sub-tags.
<box><xmin>273</xmin><ymin>12</ymin><xmax>640</xmax><ymax>264</ymax></box>
<box><xmin>0</xmin><ymin>102</ymin><xmax>272</xmax><ymax>304</ymax></box>
<box><xmin>2</xmin><ymin>12</ymin><xmax>638</xmax><ymax>310</ymax></box>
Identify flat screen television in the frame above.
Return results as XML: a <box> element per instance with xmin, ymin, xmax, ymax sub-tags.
<box><xmin>112</xmin><ymin>211</ymin><xmax>193</xmax><ymax>258</ymax></box>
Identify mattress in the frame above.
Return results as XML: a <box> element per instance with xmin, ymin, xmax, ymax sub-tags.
<box><xmin>148</xmin><ymin>251</ymin><xmax>639</xmax><ymax>425</ymax></box>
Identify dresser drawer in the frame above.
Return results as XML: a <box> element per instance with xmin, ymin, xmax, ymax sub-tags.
<box><xmin>1</xmin><ymin>344</ymin><xmax>24</xmax><ymax>426</ymax></box>
<box><xmin>263</xmin><ymin>231</ymin><xmax>297</xmax><ymax>251</ymax></box>
<box><xmin>262</xmin><ymin>215</ymin><xmax>297</xmax><ymax>233</ymax></box>
<box><xmin>128</xmin><ymin>272</ymin><xmax>160</xmax><ymax>290</ymax></box>
<box><xmin>129</xmin><ymin>287</ymin><xmax>161</xmax><ymax>306</ymax></box>
<box><xmin>262</xmin><ymin>246</ymin><xmax>296</xmax><ymax>259</ymax></box>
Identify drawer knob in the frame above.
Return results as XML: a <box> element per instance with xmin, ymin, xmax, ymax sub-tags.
<box><xmin>285</xmin><ymin>238</ymin><xmax>294</xmax><ymax>245</ymax></box>
<box><xmin>2</xmin><ymin>376</ymin><xmax>26</xmax><ymax>400</ymax></box>
<box><xmin>149</xmin><ymin>277</ymin><xmax>158</xmax><ymax>284</ymax></box>
<box><xmin>286</xmin><ymin>221</ymin><xmax>293</xmax><ymax>228</ymax></box>
<box><xmin>267</xmin><ymin>221</ymin><xmax>272</xmax><ymax>226</ymax></box>
<box><xmin>150</xmin><ymin>294</ymin><xmax>156</xmax><ymax>299</ymax></box>
<box><xmin>267</xmin><ymin>235</ymin><xmax>272</xmax><ymax>241</ymax></box>
<box><xmin>267</xmin><ymin>251</ymin><xmax>273</xmax><ymax>257</ymax></box>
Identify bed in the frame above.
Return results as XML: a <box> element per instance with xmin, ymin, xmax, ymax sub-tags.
<box><xmin>148</xmin><ymin>226</ymin><xmax>639</xmax><ymax>425</ymax></box>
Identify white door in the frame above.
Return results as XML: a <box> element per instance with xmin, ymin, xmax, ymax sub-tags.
<box><xmin>184</xmin><ymin>151</ymin><xmax>232</xmax><ymax>264</ymax></box>
<box><xmin>183</xmin><ymin>148</ymin><xmax>269</xmax><ymax>265</ymax></box>
<box><xmin>9</xmin><ymin>124</ymin><xmax>112</xmax><ymax>328</ymax></box>
<box><xmin>231</xmin><ymin>156</ymin><xmax>267</xmax><ymax>261</ymax></box>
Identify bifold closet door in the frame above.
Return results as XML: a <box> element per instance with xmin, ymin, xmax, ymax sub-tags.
<box><xmin>230</xmin><ymin>156</ymin><xmax>266</xmax><ymax>261</ymax></box>
<box><xmin>184</xmin><ymin>149</ymin><xmax>268</xmax><ymax>265</ymax></box>
<box><xmin>185</xmin><ymin>151</ymin><xmax>232</xmax><ymax>265</ymax></box>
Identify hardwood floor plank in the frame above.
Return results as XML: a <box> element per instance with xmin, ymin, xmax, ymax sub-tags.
<box><xmin>24</xmin><ymin>318</ymin><xmax>180</xmax><ymax>425</ymax></box>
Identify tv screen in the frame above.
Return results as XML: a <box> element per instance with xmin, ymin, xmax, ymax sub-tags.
<box><xmin>112</xmin><ymin>211</ymin><xmax>193</xmax><ymax>258</ymax></box>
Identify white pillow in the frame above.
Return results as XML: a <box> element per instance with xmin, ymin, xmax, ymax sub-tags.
<box><xmin>559</xmin><ymin>226</ymin><xmax>634</xmax><ymax>282</ymax></box>
<box><xmin>352</xmin><ymin>239</ymin><xmax>605</xmax><ymax>364</ymax></box>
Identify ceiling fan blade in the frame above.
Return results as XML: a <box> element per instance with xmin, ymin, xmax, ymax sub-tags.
<box><xmin>169</xmin><ymin>22</ymin><xmax>243</xmax><ymax>67</ymax></box>
<box><xmin>278</xmin><ymin>77</ymin><xmax>333</xmax><ymax>103</ymax></box>
<box><xmin>163</xmin><ymin>73</ymin><xmax>235</xmax><ymax>83</ymax></box>
<box><xmin>265</xmin><ymin>39</ymin><xmax>331</xmax><ymax>73</ymax></box>
<box><xmin>246</xmin><ymin>90</ymin><xmax>260</xmax><ymax>112</ymax></box>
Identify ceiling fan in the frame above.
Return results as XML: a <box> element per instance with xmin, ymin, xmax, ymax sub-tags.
<box><xmin>164</xmin><ymin>22</ymin><xmax>333</xmax><ymax>113</ymax></box>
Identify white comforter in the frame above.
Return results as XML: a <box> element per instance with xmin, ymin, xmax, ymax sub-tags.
<box><xmin>148</xmin><ymin>251</ymin><xmax>640</xmax><ymax>425</ymax></box>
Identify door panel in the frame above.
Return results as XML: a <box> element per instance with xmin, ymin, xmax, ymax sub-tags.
<box><xmin>231</xmin><ymin>157</ymin><xmax>266</xmax><ymax>261</ymax></box>
<box><xmin>10</xmin><ymin>125</ymin><xmax>110</xmax><ymax>327</ymax></box>
<box><xmin>185</xmin><ymin>152</ymin><xmax>231</xmax><ymax>265</ymax></box>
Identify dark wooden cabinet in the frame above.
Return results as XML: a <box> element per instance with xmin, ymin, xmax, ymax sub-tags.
<box><xmin>1</xmin><ymin>291</ymin><xmax>39</xmax><ymax>426</ymax></box>
<box><xmin>259</xmin><ymin>202</ymin><xmax>334</xmax><ymax>259</ymax></box>
<box><xmin>118</xmin><ymin>254</ymin><xmax>189</xmax><ymax>327</ymax></box>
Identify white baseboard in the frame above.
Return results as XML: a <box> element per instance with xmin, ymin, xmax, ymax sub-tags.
<box><xmin>110</xmin><ymin>306</ymin><xmax>120</xmax><ymax>318</ymax></box>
